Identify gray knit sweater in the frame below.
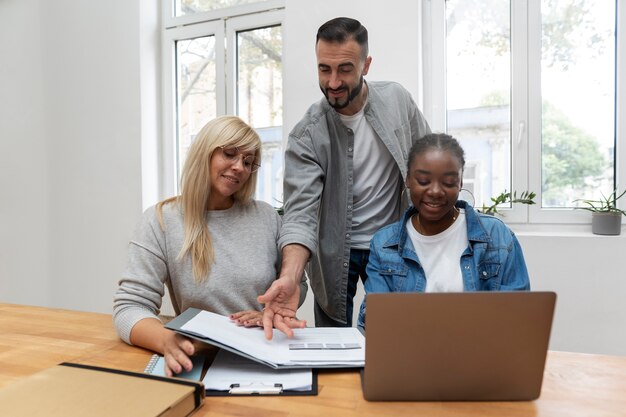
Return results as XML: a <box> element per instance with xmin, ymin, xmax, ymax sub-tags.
<box><xmin>113</xmin><ymin>199</ymin><xmax>305</xmax><ymax>344</ymax></box>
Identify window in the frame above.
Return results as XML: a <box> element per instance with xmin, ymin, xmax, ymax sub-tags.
<box><xmin>230</xmin><ymin>21</ymin><xmax>284</xmax><ymax>204</ymax></box>
<box><xmin>445</xmin><ymin>0</ymin><xmax>512</xmax><ymax>211</ymax></box>
<box><xmin>537</xmin><ymin>0</ymin><xmax>615</xmax><ymax>210</ymax></box>
<box><xmin>175</xmin><ymin>34</ymin><xmax>218</xmax><ymax>175</ymax></box>
<box><xmin>174</xmin><ymin>0</ymin><xmax>268</xmax><ymax>17</ymax></box>
<box><xmin>424</xmin><ymin>0</ymin><xmax>623</xmax><ymax>223</ymax></box>
<box><xmin>162</xmin><ymin>1</ymin><xmax>285</xmax><ymax>205</ymax></box>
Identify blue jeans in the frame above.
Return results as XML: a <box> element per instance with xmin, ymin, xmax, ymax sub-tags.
<box><xmin>314</xmin><ymin>248</ymin><xmax>370</xmax><ymax>327</ymax></box>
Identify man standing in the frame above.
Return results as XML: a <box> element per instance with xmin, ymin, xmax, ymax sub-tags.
<box><xmin>259</xmin><ymin>17</ymin><xmax>430</xmax><ymax>337</ymax></box>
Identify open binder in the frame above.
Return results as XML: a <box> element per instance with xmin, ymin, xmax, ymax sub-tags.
<box><xmin>165</xmin><ymin>308</ymin><xmax>365</xmax><ymax>369</ymax></box>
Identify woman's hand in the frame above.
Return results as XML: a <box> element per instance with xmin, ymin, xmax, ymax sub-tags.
<box><xmin>230</xmin><ymin>310</ymin><xmax>263</xmax><ymax>327</ymax></box>
<box><xmin>161</xmin><ymin>331</ymin><xmax>196</xmax><ymax>377</ymax></box>
<box><xmin>230</xmin><ymin>310</ymin><xmax>306</xmax><ymax>334</ymax></box>
<box><xmin>129</xmin><ymin>317</ymin><xmax>196</xmax><ymax>377</ymax></box>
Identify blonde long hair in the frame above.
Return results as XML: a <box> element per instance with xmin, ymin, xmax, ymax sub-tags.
<box><xmin>157</xmin><ymin>116</ymin><xmax>261</xmax><ymax>281</ymax></box>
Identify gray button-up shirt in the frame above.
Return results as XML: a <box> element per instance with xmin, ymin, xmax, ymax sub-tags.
<box><xmin>279</xmin><ymin>81</ymin><xmax>431</xmax><ymax>323</ymax></box>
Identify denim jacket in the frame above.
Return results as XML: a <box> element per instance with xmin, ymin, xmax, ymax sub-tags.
<box><xmin>357</xmin><ymin>200</ymin><xmax>530</xmax><ymax>329</ymax></box>
<box><xmin>278</xmin><ymin>81</ymin><xmax>430</xmax><ymax>323</ymax></box>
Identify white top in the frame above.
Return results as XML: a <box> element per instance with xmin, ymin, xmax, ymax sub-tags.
<box><xmin>406</xmin><ymin>209</ymin><xmax>468</xmax><ymax>292</ymax></box>
<box><xmin>339</xmin><ymin>105</ymin><xmax>401</xmax><ymax>249</ymax></box>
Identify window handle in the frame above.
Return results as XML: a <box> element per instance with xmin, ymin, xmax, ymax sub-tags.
<box><xmin>517</xmin><ymin>121</ymin><xmax>525</xmax><ymax>146</ymax></box>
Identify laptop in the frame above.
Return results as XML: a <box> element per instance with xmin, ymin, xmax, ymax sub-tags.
<box><xmin>362</xmin><ymin>291</ymin><xmax>556</xmax><ymax>401</ymax></box>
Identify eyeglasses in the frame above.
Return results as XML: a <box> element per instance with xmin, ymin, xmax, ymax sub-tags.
<box><xmin>218</xmin><ymin>146</ymin><xmax>261</xmax><ymax>173</ymax></box>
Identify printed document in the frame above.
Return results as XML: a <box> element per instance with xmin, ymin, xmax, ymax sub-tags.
<box><xmin>175</xmin><ymin>309</ymin><xmax>364</xmax><ymax>369</ymax></box>
<box><xmin>203</xmin><ymin>350</ymin><xmax>312</xmax><ymax>392</ymax></box>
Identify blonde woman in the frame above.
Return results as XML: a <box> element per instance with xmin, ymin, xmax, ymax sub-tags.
<box><xmin>114</xmin><ymin>116</ymin><xmax>307</xmax><ymax>376</ymax></box>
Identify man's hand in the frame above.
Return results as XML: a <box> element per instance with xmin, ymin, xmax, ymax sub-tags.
<box><xmin>257</xmin><ymin>277</ymin><xmax>306</xmax><ymax>339</ymax></box>
<box><xmin>258</xmin><ymin>244</ymin><xmax>310</xmax><ymax>339</ymax></box>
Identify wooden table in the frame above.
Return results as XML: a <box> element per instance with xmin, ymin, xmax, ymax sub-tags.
<box><xmin>1</xmin><ymin>303</ymin><xmax>625</xmax><ymax>417</ymax></box>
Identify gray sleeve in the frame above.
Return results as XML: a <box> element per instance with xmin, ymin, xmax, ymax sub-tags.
<box><xmin>113</xmin><ymin>207</ymin><xmax>167</xmax><ymax>344</ymax></box>
<box><xmin>407</xmin><ymin>88</ymin><xmax>431</xmax><ymax>144</ymax></box>
<box><xmin>272</xmin><ymin>205</ymin><xmax>308</xmax><ymax>307</ymax></box>
<box><xmin>278</xmin><ymin>129</ymin><xmax>323</xmax><ymax>257</ymax></box>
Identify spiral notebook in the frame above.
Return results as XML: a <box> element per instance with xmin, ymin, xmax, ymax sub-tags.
<box><xmin>144</xmin><ymin>354</ymin><xmax>205</xmax><ymax>381</ymax></box>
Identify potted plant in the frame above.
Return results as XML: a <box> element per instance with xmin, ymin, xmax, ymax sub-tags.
<box><xmin>574</xmin><ymin>189</ymin><xmax>626</xmax><ymax>235</ymax></box>
<box><xmin>480</xmin><ymin>190</ymin><xmax>536</xmax><ymax>215</ymax></box>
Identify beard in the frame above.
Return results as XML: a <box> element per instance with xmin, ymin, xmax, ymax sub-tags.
<box><xmin>321</xmin><ymin>76</ymin><xmax>364</xmax><ymax>110</ymax></box>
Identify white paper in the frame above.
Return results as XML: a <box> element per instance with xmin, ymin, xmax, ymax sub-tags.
<box><xmin>202</xmin><ymin>350</ymin><xmax>312</xmax><ymax>391</ymax></box>
<box><xmin>181</xmin><ymin>310</ymin><xmax>364</xmax><ymax>367</ymax></box>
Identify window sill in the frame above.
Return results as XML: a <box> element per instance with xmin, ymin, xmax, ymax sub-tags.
<box><xmin>509</xmin><ymin>223</ymin><xmax>626</xmax><ymax>238</ymax></box>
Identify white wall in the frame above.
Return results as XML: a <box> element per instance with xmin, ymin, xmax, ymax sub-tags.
<box><xmin>0</xmin><ymin>0</ymin><xmax>143</xmax><ymax>313</ymax></box>
<box><xmin>0</xmin><ymin>0</ymin><xmax>624</xmax><ymax>356</ymax></box>
<box><xmin>518</xmin><ymin>232</ymin><xmax>626</xmax><ymax>356</ymax></box>
<box><xmin>0</xmin><ymin>0</ymin><xmax>50</xmax><ymax>307</ymax></box>
<box><xmin>43</xmin><ymin>1</ymin><xmax>143</xmax><ymax>312</ymax></box>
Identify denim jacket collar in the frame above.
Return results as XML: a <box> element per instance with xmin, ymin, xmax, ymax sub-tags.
<box><xmin>384</xmin><ymin>200</ymin><xmax>491</xmax><ymax>256</ymax></box>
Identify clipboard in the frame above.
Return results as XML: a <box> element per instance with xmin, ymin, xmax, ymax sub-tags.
<box><xmin>204</xmin><ymin>370</ymin><xmax>318</xmax><ymax>396</ymax></box>
<box><xmin>202</xmin><ymin>349</ymin><xmax>318</xmax><ymax>396</ymax></box>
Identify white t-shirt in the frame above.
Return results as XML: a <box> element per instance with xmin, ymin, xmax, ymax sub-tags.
<box><xmin>339</xmin><ymin>106</ymin><xmax>401</xmax><ymax>249</ymax></box>
<box><xmin>406</xmin><ymin>209</ymin><xmax>468</xmax><ymax>292</ymax></box>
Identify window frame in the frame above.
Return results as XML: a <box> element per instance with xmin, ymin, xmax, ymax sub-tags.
<box><xmin>424</xmin><ymin>0</ymin><xmax>625</xmax><ymax>225</ymax></box>
<box><xmin>224</xmin><ymin>9</ymin><xmax>285</xmax><ymax>116</ymax></box>
<box><xmin>162</xmin><ymin>20</ymin><xmax>225</xmax><ymax>196</ymax></box>
<box><xmin>162</xmin><ymin>0</ymin><xmax>285</xmax><ymax>29</ymax></box>
<box><xmin>161</xmin><ymin>0</ymin><xmax>285</xmax><ymax>199</ymax></box>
